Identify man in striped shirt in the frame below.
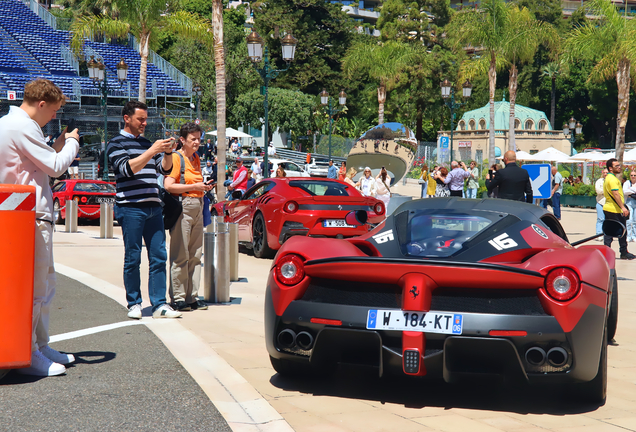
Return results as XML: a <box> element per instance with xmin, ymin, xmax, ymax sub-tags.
<box><xmin>108</xmin><ymin>101</ymin><xmax>182</xmax><ymax>319</ymax></box>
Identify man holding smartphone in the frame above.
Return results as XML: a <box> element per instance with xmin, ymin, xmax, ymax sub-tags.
<box><xmin>108</xmin><ymin>101</ymin><xmax>182</xmax><ymax>319</ymax></box>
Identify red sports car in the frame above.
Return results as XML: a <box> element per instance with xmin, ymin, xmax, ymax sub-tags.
<box><xmin>52</xmin><ymin>179</ymin><xmax>116</xmax><ymax>224</ymax></box>
<box><xmin>265</xmin><ymin>198</ymin><xmax>622</xmax><ymax>404</ymax></box>
<box><xmin>212</xmin><ymin>178</ymin><xmax>386</xmax><ymax>258</ymax></box>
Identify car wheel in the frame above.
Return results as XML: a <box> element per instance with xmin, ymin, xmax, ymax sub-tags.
<box><xmin>53</xmin><ymin>199</ymin><xmax>63</xmax><ymax>224</ymax></box>
<box><xmin>0</xmin><ymin>369</ymin><xmax>9</xmax><ymax>381</ymax></box>
<box><xmin>575</xmin><ymin>325</ymin><xmax>607</xmax><ymax>405</ymax></box>
<box><xmin>607</xmin><ymin>276</ymin><xmax>618</xmax><ymax>341</ymax></box>
<box><xmin>253</xmin><ymin>213</ymin><xmax>274</xmax><ymax>259</ymax></box>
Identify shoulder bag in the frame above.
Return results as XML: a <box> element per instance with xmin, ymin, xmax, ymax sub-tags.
<box><xmin>160</xmin><ymin>152</ymin><xmax>186</xmax><ymax>230</ymax></box>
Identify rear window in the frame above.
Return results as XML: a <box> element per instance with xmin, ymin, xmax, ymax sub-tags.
<box><xmin>73</xmin><ymin>182</ymin><xmax>116</xmax><ymax>193</ymax></box>
<box><xmin>401</xmin><ymin>210</ymin><xmax>498</xmax><ymax>257</ymax></box>
<box><xmin>289</xmin><ymin>180</ymin><xmax>351</xmax><ymax>197</ymax></box>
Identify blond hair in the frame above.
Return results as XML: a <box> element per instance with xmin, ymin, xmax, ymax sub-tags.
<box><xmin>346</xmin><ymin>167</ymin><xmax>357</xmax><ymax>179</ymax></box>
<box><xmin>23</xmin><ymin>79</ymin><xmax>66</xmax><ymax>105</ymax></box>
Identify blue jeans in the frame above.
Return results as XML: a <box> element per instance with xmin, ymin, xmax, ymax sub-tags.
<box><xmin>626</xmin><ymin>198</ymin><xmax>636</xmax><ymax>241</ymax></box>
<box><xmin>114</xmin><ymin>205</ymin><xmax>168</xmax><ymax>312</ymax></box>
<box><xmin>542</xmin><ymin>193</ymin><xmax>561</xmax><ymax>219</ymax></box>
<box><xmin>466</xmin><ymin>188</ymin><xmax>477</xmax><ymax>199</ymax></box>
<box><xmin>596</xmin><ymin>202</ymin><xmax>605</xmax><ymax>235</ymax></box>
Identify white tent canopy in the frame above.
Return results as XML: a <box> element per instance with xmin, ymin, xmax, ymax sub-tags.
<box><xmin>526</xmin><ymin>146</ymin><xmax>571</xmax><ymax>162</ymax></box>
<box><xmin>622</xmin><ymin>149</ymin><xmax>636</xmax><ymax>162</ymax></box>
<box><xmin>568</xmin><ymin>151</ymin><xmax>613</xmax><ymax>162</ymax></box>
<box><xmin>515</xmin><ymin>150</ymin><xmax>535</xmax><ymax>161</ymax></box>
<box><xmin>207</xmin><ymin>127</ymin><xmax>253</xmax><ymax>138</ymax></box>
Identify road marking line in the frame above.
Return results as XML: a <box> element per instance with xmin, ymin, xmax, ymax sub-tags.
<box><xmin>49</xmin><ymin>321</ymin><xmax>144</xmax><ymax>343</ymax></box>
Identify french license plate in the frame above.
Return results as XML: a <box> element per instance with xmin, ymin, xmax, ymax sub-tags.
<box><xmin>323</xmin><ymin>219</ymin><xmax>355</xmax><ymax>228</ymax></box>
<box><xmin>96</xmin><ymin>197</ymin><xmax>115</xmax><ymax>203</ymax></box>
<box><xmin>366</xmin><ymin>309</ymin><xmax>463</xmax><ymax>335</ymax></box>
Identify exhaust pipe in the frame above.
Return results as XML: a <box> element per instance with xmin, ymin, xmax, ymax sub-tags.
<box><xmin>277</xmin><ymin>329</ymin><xmax>296</xmax><ymax>348</ymax></box>
<box><xmin>296</xmin><ymin>331</ymin><xmax>314</xmax><ymax>350</ymax></box>
<box><xmin>547</xmin><ymin>347</ymin><xmax>568</xmax><ymax>367</ymax></box>
<box><xmin>525</xmin><ymin>347</ymin><xmax>546</xmax><ymax>366</ymax></box>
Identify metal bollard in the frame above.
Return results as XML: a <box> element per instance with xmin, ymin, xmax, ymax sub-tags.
<box><xmin>206</xmin><ymin>216</ymin><xmax>225</xmax><ymax>233</ymax></box>
<box><xmin>228</xmin><ymin>223</ymin><xmax>239</xmax><ymax>281</ymax></box>
<box><xmin>203</xmin><ymin>228</ymin><xmax>230</xmax><ymax>303</ymax></box>
<box><xmin>99</xmin><ymin>202</ymin><xmax>113</xmax><ymax>238</ymax></box>
<box><xmin>65</xmin><ymin>200</ymin><xmax>78</xmax><ymax>233</ymax></box>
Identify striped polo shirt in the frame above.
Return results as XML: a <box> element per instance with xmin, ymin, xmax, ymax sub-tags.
<box><xmin>107</xmin><ymin>130</ymin><xmax>171</xmax><ymax>206</ymax></box>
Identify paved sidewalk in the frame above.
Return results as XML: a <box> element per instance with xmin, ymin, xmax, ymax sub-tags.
<box><xmin>5</xmin><ymin>197</ymin><xmax>636</xmax><ymax>432</ymax></box>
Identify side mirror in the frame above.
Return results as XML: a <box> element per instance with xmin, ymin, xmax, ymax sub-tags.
<box><xmin>231</xmin><ymin>190</ymin><xmax>243</xmax><ymax>200</ymax></box>
<box><xmin>602</xmin><ymin>219</ymin><xmax>626</xmax><ymax>239</ymax></box>
<box><xmin>345</xmin><ymin>210</ymin><xmax>368</xmax><ymax>226</ymax></box>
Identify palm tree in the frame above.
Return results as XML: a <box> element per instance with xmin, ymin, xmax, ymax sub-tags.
<box><xmin>212</xmin><ymin>0</ymin><xmax>227</xmax><ymax>197</ymax></box>
<box><xmin>500</xmin><ymin>6</ymin><xmax>555</xmax><ymax>151</ymax></box>
<box><xmin>70</xmin><ymin>1</ymin><xmax>212</xmax><ymax>103</ymax></box>
<box><xmin>541</xmin><ymin>62</ymin><xmax>561</xmax><ymax>128</ymax></box>
<box><xmin>448</xmin><ymin>0</ymin><xmax>509</xmax><ymax>164</ymax></box>
<box><xmin>564</xmin><ymin>0</ymin><xmax>636</xmax><ymax>164</ymax></box>
<box><xmin>343</xmin><ymin>40</ymin><xmax>414</xmax><ymax>125</ymax></box>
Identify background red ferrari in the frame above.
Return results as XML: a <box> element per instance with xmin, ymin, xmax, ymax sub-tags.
<box><xmin>212</xmin><ymin>178</ymin><xmax>385</xmax><ymax>258</ymax></box>
<box><xmin>52</xmin><ymin>179</ymin><xmax>116</xmax><ymax>224</ymax></box>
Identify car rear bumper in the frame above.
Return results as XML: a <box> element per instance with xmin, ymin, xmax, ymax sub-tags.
<box><xmin>265</xmin><ymin>286</ymin><xmax>606</xmax><ymax>383</ymax></box>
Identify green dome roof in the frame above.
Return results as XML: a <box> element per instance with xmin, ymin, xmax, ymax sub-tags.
<box><xmin>457</xmin><ymin>97</ymin><xmax>552</xmax><ymax>131</ymax></box>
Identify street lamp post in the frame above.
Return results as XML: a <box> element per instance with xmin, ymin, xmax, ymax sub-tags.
<box><xmin>320</xmin><ymin>89</ymin><xmax>346</xmax><ymax>160</ymax></box>
<box><xmin>193</xmin><ymin>83</ymin><xmax>203</xmax><ymax>121</ymax></box>
<box><xmin>246</xmin><ymin>31</ymin><xmax>297</xmax><ymax>178</ymax></box>
<box><xmin>562</xmin><ymin>116</ymin><xmax>583</xmax><ymax>148</ymax></box>
<box><xmin>88</xmin><ymin>55</ymin><xmax>128</xmax><ymax>181</ymax></box>
<box><xmin>441</xmin><ymin>79</ymin><xmax>472</xmax><ymax>162</ymax></box>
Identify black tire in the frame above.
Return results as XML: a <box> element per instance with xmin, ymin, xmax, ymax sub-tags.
<box><xmin>252</xmin><ymin>212</ymin><xmax>274</xmax><ymax>258</ymax></box>
<box><xmin>0</xmin><ymin>369</ymin><xmax>9</xmax><ymax>381</ymax></box>
<box><xmin>575</xmin><ymin>326</ymin><xmax>607</xmax><ymax>405</ymax></box>
<box><xmin>53</xmin><ymin>199</ymin><xmax>63</xmax><ymax>224</ymax></box>
<box><xmin>608</xmin><ymin>276</ymin><xmax>618</xmax><ymax>341</ymax></box>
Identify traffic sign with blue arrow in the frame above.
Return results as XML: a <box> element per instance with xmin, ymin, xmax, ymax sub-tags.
<box><xmin>522</xmin><ymin>164</ymin><xmax>552</xmax><ymax>199</ymax></box>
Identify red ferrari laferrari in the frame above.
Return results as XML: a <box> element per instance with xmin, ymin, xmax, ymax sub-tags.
<box><xmin>265</xmin><ymin>197</ymin><xmax>622</xmax><ymax>404</ymax></box>
<box><xmin>212</xmin><ymin>178</ymin><xmax>385</xmax><ymax>258</ymax></box>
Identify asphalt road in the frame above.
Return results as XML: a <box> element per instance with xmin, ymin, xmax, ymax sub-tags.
<box><xmin>0</xmin><ymin>274</ymin><xmax>232</xmax><ymax>432</ymax></box>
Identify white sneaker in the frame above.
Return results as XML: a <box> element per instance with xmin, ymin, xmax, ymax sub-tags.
<box><xmin>152</xmin><ymin>304</ymin><xmax>182</xmax><ymax>319</ymax></box>
<box><xmin>40</xmin><ymin>345</ymin><xmax>75</xmax><ymax>365</ymax></box>
<box><xmin>17</xmin><ymin>350</ymin><xmax>65</xmax><ymax>377</ymax></box>
<box><xmin>127</xmin><ymin>303</ymin><xmax>142</xmax><ymax>319</ymax></box>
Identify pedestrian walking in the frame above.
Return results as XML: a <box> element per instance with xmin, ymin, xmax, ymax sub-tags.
<box><xmin>465</xmin><ymin>161</ymin><xmax>479</xmax><ymax>199</ymax></box>
<box><xmin>163</xmin><ymin>122</ymin><xmax>213</xmax><ymax>313</ymax></box>
<box><xmin>338</xmin><ymin>161</ymin><xmax>347</xmax><ymax>181</ymax></box>
<box><xmin>108</xmin><ymin>100</ymin><xmax>183</xmax><ymax>320</ymax></box>
<box><xmin>438</xmin><ymin>161</ymin><xmax>469</xmax><ymax>197</ymax></box>
<box><xmin>485</xmin><ymin>151</ymin><xmax>532</xmax><ymax>203</ymax></box>
<box><xmin>623</xmin><ymin>170</ymin><xmax>636</xmax><ymax>242</ymax></box>
<box><xmin>0</xmin><ymin>79</ymin><xmax>80</xmax><ymax>377</ymax></box>
<box><xmin>434</xmin><ymin>167</ymin><xmax>450</xmax><ymax>197</ymax></box>
<box><xmin>426</xmin><ymin>165</ymin><xmax>438</xmax><ymax>197</ymax></box>
<box><xmin>595</xmin><ymin>168</ymin><xmax>608</xmax><ymax>236</ymax></box>
<box><xmin>251</xmin><ymin>157</ymin><xmax>262</xmax><ymax>181</ymax></box>
<box><xmin>327</xmin><ymin>160</ymin><xmax>338</xmax><ymax>179</ymax></box>
<box><xmin>542</xmin><ymin>166</ymin><xmax>563</xmax><ymax>220</ymax></box>
<box><xmin>227</xmin><ymin>157</ymin><xmax>248</xmax><ymax>198</ymax></box>
<box><xmin>603</xmin><ymin>158</ymin><xmax>635</xmax><ymax>259</ymax></box>
<box><xmin>356</xmin><ymin>167</ymin><xmax>376</xmax><ymax>197</ymax></box>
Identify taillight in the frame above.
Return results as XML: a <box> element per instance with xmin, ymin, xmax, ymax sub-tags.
<box><xmin>545</xmin><ymin>267</ymin><xmax>580</xmax><ymax>301</ymax></box>
<box><xmin>73</xmin><ymin>196</ymin><xmax>80</xmax><ymax>202</ymax></box>
<box><xmin>80</xmin><ymin>196</ymin><xmax>87</xmax><ymax>203</ymax></box>
<box><xmin>284</xmin><ymin>201</ymin><xmax>299</xmax><ymax>214</ymax></box>
<box><xmin>374</xmin><ymin>202</ymin><xmax>385</xmax><ymax>215</ymax></box>
<box><xmin>275</xmin><ymin>254</ymin><xmax>305</xmax><ymax>286</ymax></box>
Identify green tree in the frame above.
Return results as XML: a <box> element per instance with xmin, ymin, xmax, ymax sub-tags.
<box><xmin>232</xmin><ymin>88</ymin><xmax>315</xmax><ymax>142</ymax></box>
<box><xmin>70</xmin><ymin>0</ymin><xmax>213</xmax><ymax>103</ymax></box>
<box><xmin>564</xmin><ymin>0</ymin><xmax>636</xmax><ymax>164</ymax></box>
<box><xmin>253</xmin><ymin>0</ymin><xmax>354</xmax><ymax>96</ymax></box>
<box><xmin>342</xmin><ymin>40</ymin><xmax>415</xmax><ymax>125</ymax></box>
<box><xmin>377</xmin><ymin>0</ymin><xmax>451</xmax><ymax>45</ymax></box>
<box><xmin>541</xmin><ymin>61</ymin><xmax>561</xmax><ymax>128</ymax></box>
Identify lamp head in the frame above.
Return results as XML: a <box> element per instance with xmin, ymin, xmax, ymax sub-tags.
<box><xmin>246</xmin><ymin>30</ymin><xmax>264</xmax><ymax>62</ymax></box>
<box><xmin>116</xmin><ymin>58</ymin><xmax>128</xmax><ymax>81</ymax></box>
<box><xmin>441</xmin><ymin>79</ymin><xmax>451</xmax><ymax>99</ymax></box>
<box><xmin>462</xmin><ymin>79</ymin><xmax>472</xmax><ymax>98</ymax></box>
<box><xmin>281</xmin><ymin>33</ymin><xmax>297</xmax><ymax>62</ymax></box>
<box><xmin>320</xmin><ymin>88</ymin><xmax>329</xmax><ymax>105</ymax></box>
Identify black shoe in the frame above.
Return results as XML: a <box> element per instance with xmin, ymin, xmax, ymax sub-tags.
<box><xmin>620</xmin><ymin>252</ymin><xmax>636</xmax><ymax>260</ymax></box>
<box><xmin>174</xmin><ymin>301</ymin><xmax>192</xmax><ymax>311</ymax></box>
<box><xmin>189</xmin><ymin>300</ymin><xmax>208</xmax><ymax>310</ymax></box>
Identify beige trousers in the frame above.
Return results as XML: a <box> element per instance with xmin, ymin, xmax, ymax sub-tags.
<box><xmin>169</xmin><ymin>196</ymin><xmax>204</xmax><ymax>304</ymax></box>
<box><xmin>33</xmin><ymin>221</ymin><xmax>56</xmax><ymax>352</ymax></box>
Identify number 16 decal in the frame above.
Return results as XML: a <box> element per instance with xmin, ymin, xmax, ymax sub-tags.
<box><xmin>489</xmin><ymin>233</ymin><xmax>518</xmax><ymax>251</ymax></box>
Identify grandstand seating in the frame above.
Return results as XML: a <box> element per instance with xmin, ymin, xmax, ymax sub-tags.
<box><xmin>0</xmin><ymin>0</ymin><xmax>189</xmax><ymax>99</ymax></box>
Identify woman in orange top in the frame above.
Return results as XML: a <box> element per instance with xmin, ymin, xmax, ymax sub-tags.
<box><xmin>164</xmin><ymin>122</ymin><xmax>214</xmax><ymax>312</ymax></box>
<box><xmin>338</xmin><ymin>161</ymin><xmax>346</xmax><ymax>181</ymax></box>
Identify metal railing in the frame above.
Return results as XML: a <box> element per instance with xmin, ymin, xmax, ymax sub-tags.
<box><xmin>61</xmin><ymin>45</ymin><xmax>79</xmax><ymax>75</ymax></box>
<box><xmin>21</xmin><ymin>0</ymin><xmax>57</xmax><ymax>30</ymax></box>
<box><xmin>129</xmin><ymin>34</ymin><xmax>192</xmax><ymax>96</ymax></box>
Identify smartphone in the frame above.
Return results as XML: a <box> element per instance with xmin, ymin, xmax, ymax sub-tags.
<box><xmin>488</xmin><ymin>169</ymin><xmax>493</xmax><ymax>176</ymax></box>
<box><xmin>66</xmin><ymin>118</ymin><xmax>76</xmax><ymax>132</ymax></box>
<box><xmin>205</xmin><ymin>179</ymin><xmax>216</xmax><ymax>186</ymax></box>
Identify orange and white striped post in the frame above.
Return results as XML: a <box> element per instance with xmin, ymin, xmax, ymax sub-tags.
<box><xmin>0</xmin><ymin>184</ymin><xmax>35</xmax><ymax>370</ymax></box>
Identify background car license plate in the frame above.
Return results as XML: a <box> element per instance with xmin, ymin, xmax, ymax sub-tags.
<box><xmin>97</xmin><ymin>197</ymin><xmax>115</xmax><ymax>203</ymax></box>
<box><xmin>323</xmin><ymin>219</ymin><xmax>355</xmax><ymax>228</ymax></box>
<box><xmin>366</xmin><ymin>309</ymin><xmax>463</xmax><ymax>335</ymax></box>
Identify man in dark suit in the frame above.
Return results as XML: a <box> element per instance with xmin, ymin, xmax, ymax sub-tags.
<box><xmin>486</xmin><ymin>150</ymin><xmax>533</xmax><ymax>203</ymax></box>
